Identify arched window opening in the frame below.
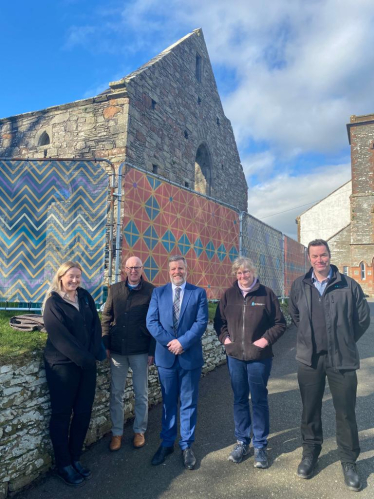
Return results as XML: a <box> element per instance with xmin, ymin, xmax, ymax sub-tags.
<box><xmin>38</xmin><ymin>131</ymin><xmax>50</xmax><ymax>146</ymax></box>
<box><xmin>360</xmin><ymin>261</ymin><xmax>366</xmax><ymax>280</ymax></box>
<box><xmin>194</xmin><ymin>143</ymin><xmax>212</xmax><ymax>195</ymax></box>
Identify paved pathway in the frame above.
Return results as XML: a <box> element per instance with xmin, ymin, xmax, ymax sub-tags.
<box><xmin>17</xmin><ymin>302</ymin><xmax>374</xmax><ymax>499</ymax></box>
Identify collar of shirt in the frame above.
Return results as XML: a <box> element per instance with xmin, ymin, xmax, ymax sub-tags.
<box><xmin>311</xmin><ymin>267</ymin><xmax>332</xmax><ymax>296</ymax></box>
<box><xmin>172</xmin><ymin>282</ymin><xmax>186</xmax><ymax>301</ymax></box>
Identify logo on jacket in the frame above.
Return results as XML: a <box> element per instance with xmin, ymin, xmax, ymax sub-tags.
<box><xmin>251</xmin><ymin>302</ymin><xmax>265</xmax><ymax>306</ymax></box>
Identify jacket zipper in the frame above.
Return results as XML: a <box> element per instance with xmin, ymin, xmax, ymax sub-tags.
<box><xmin>242</xmin><ymin>295</ymin><xmax>247</xmax><ymax>359</ymax></box>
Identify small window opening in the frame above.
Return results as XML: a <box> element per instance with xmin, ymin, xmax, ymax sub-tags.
<box><xmin>216</xmin><ymin>117</ymin><xmax>220</xmax><ymax>126</ymax></box>
<box><xmin>221</xmin><ymin>163</ymin><xmax>224</xmax><ymax>170</ymax></box>
<box><xmin>184</xmin><ymin>181</ymin><xmax>190</xmax><ymax>188</ymax></box>
<box><xmin>360</xmin><ymin>262</ymin><xmax>366</xmax><ymax>280</ymax></box>
<box><xmin>38</xmin><ymin>131</ymin><xmax>50</xmax><ymax>146</ymax></box>
<box><xmin>197</xmin><ymin>96</ymin><xmax>202</xmax><ymax>105</ymax></box>
<box><xmin>195</xmin><ymin>54</ymin><xmax>202</xmax><ymax>82</ymax></box>
<box><xmin>151</xmin><ymin>99</ymin><xmax>157</xmax><ymax>110</ymax></box>
<box><xmin>152</xmin><ymin>164</ymin><xmax>158</xmax><ymax>174</ymax></box>
<box><xmin>184</xmin><ymin>130</ymin><xmax>189</xmax><ymax>139</ymax></box>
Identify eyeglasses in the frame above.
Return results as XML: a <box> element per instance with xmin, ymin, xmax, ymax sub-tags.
<box><xmin>125</xmin><ymin>266</ymin><xmax>142</xmax><ymax>271</ymax></box>
<box><xmin>236</xmin><ymin>270</ymin><xmax>252</xmax><ymax>276</ymax></box>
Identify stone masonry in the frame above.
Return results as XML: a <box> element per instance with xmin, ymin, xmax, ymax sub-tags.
<box><xmin>0</xmin><ymin>29</ymin><xmax>247</xmax><ymax>212</ymax></box>
<box><xmin>0</xmin><ymin>325</ymin><xmax>225</xmax><ymax>499</ymax></box>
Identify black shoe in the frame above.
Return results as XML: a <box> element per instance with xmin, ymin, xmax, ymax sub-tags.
<box><xmin>182</xmin><ymin>447</ymin><xmax>196</xmax><ymax>470</ymax></box>
<box><xmin>151</xmin><ymin>445</ymin><xmax>174</xmax><ymax>465</ymax></box>
<box><xmin>297</xmin><ymin>456</ymin><xmax>318</xmax><ymax>479</ymax></box>
<box><xmin>57</xmin><ymin>465</ymin><xmax>85</xmax><ymax>487</ymax></box>
<box><xmin>72</xmin><ymin>460</ymin><xmax>92</xmax><ymax>479</ymax></box>
<box><xmin>341</xmin><ymin>463</ymin><xmax>361</xmax><ymax>492</ymax></box>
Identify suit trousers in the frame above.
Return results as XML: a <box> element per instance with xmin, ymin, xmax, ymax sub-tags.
<box><xmin>298</xmin><ymin>353</ymin><xmax>360</xmax><ymax>463</ymax></box>
<box><xmin>44</xmin><ymin>360</ymin><xmax>96</xmax><ymax>468</ymax></box>
<box><xmin>110</xmin><ymin>352</ymin><xmax>149</xmax><ymax>435</ymax></box>
<box><xmin>157</xmin><ymin>357</ymin><xmax>201</xmax><ymax>450</ymax></box>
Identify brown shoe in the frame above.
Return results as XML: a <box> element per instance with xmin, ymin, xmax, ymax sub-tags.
<box><xmin>109</xmin><ymin>435</ymin><xmax>122</xmax><ymax>451</ymax></box>
<box><xmin>133</xmin><ymin>433</ymin><xmax>145</xmax><ymax>449</ymax></box>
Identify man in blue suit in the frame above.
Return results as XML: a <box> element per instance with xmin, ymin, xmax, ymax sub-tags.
<box><xmin>146</xmin><ymin>255</ymin><xmax>208</xmax><ymax>469</ymax></box>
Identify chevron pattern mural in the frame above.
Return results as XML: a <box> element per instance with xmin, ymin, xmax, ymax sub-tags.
<box><xmin>0</xmin><ymin>159</ymin><xmax>109</xmax><ymax>304</ymax></box>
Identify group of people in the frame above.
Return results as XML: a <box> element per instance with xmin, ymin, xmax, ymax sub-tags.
<box><xmin>42</xmin><ymin>239</ymin><xmax>370</xmax><ymax>492</ymax></box>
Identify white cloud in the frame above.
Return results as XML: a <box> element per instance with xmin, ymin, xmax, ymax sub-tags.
<box><xmin>97</xmin><ymin>0</ymin><xmax>374</xmax><ymax>156</ymax></box>
<box><xmin>246</xmin><ymin>162</ymin><xmax>351</xmax><ymax>239</ymax></box>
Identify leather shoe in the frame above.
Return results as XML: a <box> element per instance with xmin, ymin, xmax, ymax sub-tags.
<box><xmin>72</xmin><ymin>460</ymin><xmax>91</xmax><ymax>479</ymax></box>
<box><xmin>182</xmin><ymin>447</ymin><xmax>196</xmax><ymax>470</ymax></box>
<box><xmin>297</xmin><ymin>456</ymin><xmax>318</xmax><ymax>479</ymax></box>
<box><xmin>109</xmin><ymin>435</ymin><xmax>122</xmax><ymax>451</ymax></box>
<box><xmin>57</xmin><ymin>465</ymin><xmax>85</xmax><ymax>487</ymax></box>
<box><xmin>341</xmin><ymin>463</ymin><xmax>361</xmax><ymax>492</ymax></box>
<box><xmin>133</xmin><ymin>432</ymin><xmax>145</xmax><ymax>449</ymax></box>
<box><xmin>151</xmin><ymin>445</ymin><xmax>174</xmax><ymax>465</ymax></box>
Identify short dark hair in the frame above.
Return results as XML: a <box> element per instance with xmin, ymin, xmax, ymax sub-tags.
<box><xmin>307</xmin><ymin>239</ymin><xmax>331</xmax><ymax>257</ymax></box>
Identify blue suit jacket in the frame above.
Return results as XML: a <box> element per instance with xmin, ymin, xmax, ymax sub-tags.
<box><xmin>146</xmin><ymin>282</ymin><xmax>208</xmax><ymax>370</ymax></box>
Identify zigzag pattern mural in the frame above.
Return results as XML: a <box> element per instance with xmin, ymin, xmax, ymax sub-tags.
<box><xmin>0</xmin><ymin>160</ymin><xmax>109</xmax><ymax>304</ymax></box>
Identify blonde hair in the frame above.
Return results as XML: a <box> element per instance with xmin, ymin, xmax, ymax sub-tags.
<box><xmin>42</xmin><ymin>261</ymin><xmax>83</xmax><ymax>311</ymax></box>
<box><xmin>231</xmin><ymin>256</ymin><xmax>257</xmax><ymax>278</ymax></box>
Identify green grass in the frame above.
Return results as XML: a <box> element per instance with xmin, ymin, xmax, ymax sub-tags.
<box><xmin>0</xmin><ymin>311</ymin><xmax>47</xmax><ymax>362</ymax></box>
<box><xmin>208</xmin><ymin>301</ymin><xmax>218</xmax><ymax>322</ymax></box>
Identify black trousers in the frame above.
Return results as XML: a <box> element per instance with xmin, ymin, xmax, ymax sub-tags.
<box><xmin>45</xmin><ymin>361</ymin><xmax>97</xmax><ymax>468</ymax></box>
<box><xmin>297</xmin><ymin>353</ymin><xmax>360</xmax><ymax>463</ymax></box>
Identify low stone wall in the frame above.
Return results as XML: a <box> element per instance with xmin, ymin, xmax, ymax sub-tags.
<box><xmin>0</xmin><ymin>325</ymin><xmax>225</xmax><ymax>498</ymax></box>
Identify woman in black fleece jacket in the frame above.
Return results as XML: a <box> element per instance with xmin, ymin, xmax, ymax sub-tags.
<box><xmin>43</xmin><ymin>261</ymin><xmax>102</xmax><ymax>487</ymax></box>
<box><xmin>214</xmin><ymin>256</ymin><xmax>286</xmax><ymax>468</ymax></box>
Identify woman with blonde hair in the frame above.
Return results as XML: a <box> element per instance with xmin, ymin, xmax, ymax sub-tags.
<box><xmin>214</xmin><ymin>256</ymin><xmax>286</xmax><ymax>468</ymax></box>
<box><xmin>43</xmin><ymin>261</ymin><xmax>102</xmax><ymax>486</ymax></box>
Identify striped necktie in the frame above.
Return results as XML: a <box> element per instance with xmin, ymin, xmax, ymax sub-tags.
<box><xmin>173</xmin><ymin>286</ymin><xmax>181</xmax><ymax>332</ymax></box>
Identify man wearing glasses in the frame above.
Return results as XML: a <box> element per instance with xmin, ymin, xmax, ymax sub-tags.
<box><xmin>102</xmin><ymin>256</ymin><xmax>155</xmax><ymax>451</ymax></box>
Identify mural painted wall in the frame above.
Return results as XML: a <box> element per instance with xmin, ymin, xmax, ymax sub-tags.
<box><xmin>0</xmin><ymin>159</ymin><xmax>109</xmax><ymax>304</ymax></box>
<box><xmin>241</xmin><ymin>214</ymin><xmax>284</xmax><ymax>296</ymax></box>
<box><xmin>121</xmin><ymin>169</ymin><xmax>308</xmax><ymax>298</ymax></box>
<box><xmin>121</xmin><ymin>169</ymin><xmax>239</xmax><ymax>299</ymax></box>
<box><xmin>284</xmin><ymin>235</ymin><xmax>308</xmax><ymax>296</ymax></box>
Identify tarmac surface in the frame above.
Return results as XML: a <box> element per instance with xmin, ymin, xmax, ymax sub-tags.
<box><xmin>17</xmin><ymin>301</ymin><xmax>374</xmax><ymax>499</ymax></box>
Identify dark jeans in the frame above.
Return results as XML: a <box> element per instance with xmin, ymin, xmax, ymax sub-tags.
<box><xmin>45</xmin><ymin>360</ymin><xmax>97</xmax><ymax>468</ymax></box>
<box><xmin>227</xmin><ymin>356</ymin><xmax>272</xmax><ymax>448</ymax></box>
<box><xmin>298</xmin><ymin>353</ymin><xmax>360</xmax><ymax>463</ymax></box>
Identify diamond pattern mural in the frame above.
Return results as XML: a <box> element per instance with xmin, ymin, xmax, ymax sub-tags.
<box><xmin>121</xmin><ymin>169</ymin><xmax>240</xmax><ymax>299</ymax></box>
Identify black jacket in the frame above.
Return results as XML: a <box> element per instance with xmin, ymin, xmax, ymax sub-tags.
<box><xmin>214</xmin><ymin>280</ymin><xmax>286</xmax><ymax>361</ymax></box>
<box><xmin>289</xmin><ymin>265</ymin><xmax>370</xmax><ymax>369</ymax></box>
<box><xmin>43</xmin><ymin>288</ymin><xmax>102</xmax><ymax>369</ymax></box>
<box><xmin>101</xmin><ymin>278</ymin><xmax>156</xmax><ymax>356</ymax></box>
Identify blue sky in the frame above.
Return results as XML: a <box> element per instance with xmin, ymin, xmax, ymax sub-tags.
<box><xmin>2</xmin><ymin>0</ymin><xmax>374</xmax><ymax>239</ymax></box>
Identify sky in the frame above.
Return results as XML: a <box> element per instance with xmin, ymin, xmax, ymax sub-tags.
<box><xmin>2</xmin><ymin>0</ymin><xmax>374</xmax><ymax>240</ymax></box>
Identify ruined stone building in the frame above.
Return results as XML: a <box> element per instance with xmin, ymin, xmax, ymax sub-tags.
<box><xmin>297</xmin><ymin>113</ymin><xmax>374</xmax><ymax>296</ymax></box>
<box><xmin>0</xmin><ymin>28</ymin><xmax>247</xmax><ymax>211</ymax></box>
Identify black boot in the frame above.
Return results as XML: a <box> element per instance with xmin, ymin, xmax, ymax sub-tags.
<box><xmin>72</xmin><ymin>460</ymin><xmax>92</xmax><ymax>479</ymax></box>
<box><xmin>341</xmin><ymin>463</ymin><xmax>361</xmax><ymax>492</ymax></box>
<box><xmin>57</xmin><ymin>465</ymin><xmax>85</xmax><ymax>487</ymax></box>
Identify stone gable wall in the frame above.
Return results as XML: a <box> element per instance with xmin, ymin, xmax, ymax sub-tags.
<box><xmin>0</xmin><ymin>325</ymin><xmax>225</xmax><ymax>499</ymax></box>
<box><xmin>124</xmin><ymin>31</ymin><xmax>247</xmax><ymax>211</ymax></box>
